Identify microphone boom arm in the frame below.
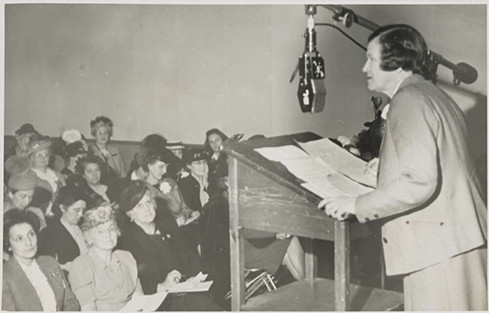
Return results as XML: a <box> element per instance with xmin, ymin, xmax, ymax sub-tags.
<box><xmin>311</xmin><ymin>4</ymin><xmax>478</xmax><ymax>85</ymax></box>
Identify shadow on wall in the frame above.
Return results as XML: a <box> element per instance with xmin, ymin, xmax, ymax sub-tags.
<box><xmin>438</xmin><ymin>79</ymin><xmax>487</xmax><ymax>200</ymax></box>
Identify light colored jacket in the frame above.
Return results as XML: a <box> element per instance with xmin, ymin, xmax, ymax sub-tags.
<box><xmin>355</xmin><ymin>74</ymin><xmax>487</xmax><ymax>275</ymax></box>
<box><xmin>2</xmin><ymin>255</ymin><xmax>80</xmax><ymax>311</ymax></box>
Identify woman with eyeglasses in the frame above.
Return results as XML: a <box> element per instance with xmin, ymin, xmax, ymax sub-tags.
<box><xmin>25</xmin><ymin>133</ymin><xmax>66</xmax><ymax>217</ymax></box>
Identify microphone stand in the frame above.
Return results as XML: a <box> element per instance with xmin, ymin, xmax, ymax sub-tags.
<box><xmin>311</xmin><ymin>5</ymin><xmax>478</xmax><ymax>85</ymax></box>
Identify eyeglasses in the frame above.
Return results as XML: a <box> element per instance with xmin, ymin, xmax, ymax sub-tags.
<box><xmin>33</xmin><ymin>152</ymin><xmax>50</xmax><ymax>159</ymax></box>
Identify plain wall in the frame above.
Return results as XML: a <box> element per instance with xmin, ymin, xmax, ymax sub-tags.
<box><xmin>4</xmin><ymin>4</ymin><xmax>486</xmax><ymax>163</ymax></box>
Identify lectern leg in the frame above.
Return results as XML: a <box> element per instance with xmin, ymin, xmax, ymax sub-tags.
<box><xmin>334</xmin><ymin>220</ymin><xmax>351</xmax><ymax>311</ymax></box>
<box><xmin>229</xmin><ymin>157</ymin><xmax>245</xmax><ymax>311</ymax></box>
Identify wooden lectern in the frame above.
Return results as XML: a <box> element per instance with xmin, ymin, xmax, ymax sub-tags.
<box><xmin>223</xmin><ymin>132</ymin><xmax>403</xmax><ymax>311</ymax></box>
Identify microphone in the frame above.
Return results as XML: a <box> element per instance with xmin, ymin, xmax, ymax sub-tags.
<box><xmin>452</xmin><ymin>62</ymin><xmax>478</xmax><ymax>84</ymax></box>
<box><xmin>297</xmin><ymin>14</ymin><xmax>326</xmax><ymax>113</ymax></box>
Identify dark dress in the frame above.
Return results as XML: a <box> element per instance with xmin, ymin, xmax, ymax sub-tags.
<box><xmin>207</xmin><ymin>152</ymin><xmax>228</xmax><ymax>197</ymax></box>
<box><xmin>38</xmin><ymin>218</ymin><xmax>81</xmax><ymax>266</ymax></box>
<box><xmin>119</xmin><ymin>215</ymin><xmax>221</xmax><ymax>311</ymax></box>
<box><xmin>177</xmin><ymin>174</ymin><xmax>207</xmax><ymax>212</ymax></box>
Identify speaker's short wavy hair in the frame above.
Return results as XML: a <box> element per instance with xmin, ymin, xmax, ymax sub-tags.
<box><xmin>368</xmin><ymin>24</ymin><xmax>430</xmax><ymax>79</ymax></box>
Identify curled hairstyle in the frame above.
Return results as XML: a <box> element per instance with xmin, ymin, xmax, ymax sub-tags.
<box><xmin>75</xmin><ymin>155</ymin><xmax>104</xmax><ymax>177</ymax></box>
<box><xmin>368</xmin><ymin>24</ymin><xmax>430</xmax><ymax>79</ymax></box>
<box><xmin>90</xmin><ymin>116</ymin><xmax>114</xmax><ymax>137</ymax></box>
<box><xmin>3</xmin><ymin>209</ymin><xmax>40</xmax><ymax>253</ymax></box>
<box><xmin>204</xmin><ymin>128</ymin><xmax>228</xmax><ymax>152</ymax></box>
<box><xmin>52</xmin><ymin>185</ymin><xmax>86</xmax><ymax>218</ymax></box>
<box><xmin>141</xmin><ymin>148</ymin><xmax>174</xmax><ymax>172</ymax></box>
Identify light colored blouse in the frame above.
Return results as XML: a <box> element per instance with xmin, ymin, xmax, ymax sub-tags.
<box><xmin>18</xmin><ymin>258</ymin><xmax>58</xmax><ymax>311</ymax></box>
<box><xmin>68</xmin><ymin>248</ymin><xmax>138</xmax><ymax>311</ymax></box>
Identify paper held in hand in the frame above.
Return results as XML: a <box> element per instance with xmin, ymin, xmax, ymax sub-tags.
<box><xmin>120</xmin><ymin>291</ymin><xmax>168</xmax><ymax>312</ymax></box>
<box><xmin>162</xmin><ymin>272</ymin><xmax>213</xmax><ymax>293</ymax></box>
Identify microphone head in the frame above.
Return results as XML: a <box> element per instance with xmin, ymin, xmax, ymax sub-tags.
<box><xmin>453</xmin><ymin>62</ymin><xmax>478</xmax><ymax>84</ymax></box>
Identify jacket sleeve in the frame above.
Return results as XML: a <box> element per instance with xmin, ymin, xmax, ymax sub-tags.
<box><xmin>119</xmin><ymin>233</ymin><xmax>159</xmax><ymax>295</ymax></box>
<box><xmin>355</xmin><ymin>90</ymin><xmax>440</xmax><ymax>222</ymax></box>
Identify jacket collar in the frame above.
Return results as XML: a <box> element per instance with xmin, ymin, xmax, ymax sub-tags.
<box><xmin>396</xmin><ymin>74</ymin><xmax>426</xmax><ymax>96</ymax></box>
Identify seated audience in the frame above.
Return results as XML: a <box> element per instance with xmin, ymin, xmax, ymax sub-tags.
<box><xmin>25</xmin><ymin>133</ymin><xmax>66</xmax><ymax>216</ymax></box>
<box><xmin>89</xmin><ymin>116</ymin><xmax>127</xmax><ymax>180</ymax></box>
<box><xmin>178</xmin><ymin>148</ymin><xmax>210</xmax><ymax>212</ymax></box>
<box><xmin>4</xmin><ymin>173</ymin><xmax>46</xmax><ymax>230</ymax></box>
<box><xmin>118</xmin><ymin>181</ymin><xmax>221</xmax><ymax>311</ymax></box>
<box><xmin>204</xmin><ymin>128</ymin><xmax>229</xmax><ymax>197</ymax></box>
<box><xmin>39</xmin><ymin>186</ymin><xmax>88</xmax><ymax>273</ymax></box>
<box><xmin>2</xmin><ymin>209</ymin><xmax>80</xmax><ymax>311</ymax></box>
<box><xmin>68</xmin><ymin>204</ymin><xmax>143</xmax><ymax>311</ymax></box>
<box><xmin>75</xmin><ymin>156</ymin><xmax>115</xmax><ymax>207</ymax></box>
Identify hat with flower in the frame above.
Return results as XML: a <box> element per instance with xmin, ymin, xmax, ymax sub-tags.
<box><xmin>80</xmin><ymin>204</ymin><xmax>116</xmax><ymax>232</ymax></box>
<box><xmin>61</xmin><ymin>129</ymin><xmax>88</xmax><ymax>158</ymax></box>
<box><xmin>26</xmin><ymin>133</ymin><xmax>52</xmax><ymax>155</ymax></box>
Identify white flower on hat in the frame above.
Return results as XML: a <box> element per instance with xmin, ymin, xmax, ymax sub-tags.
<box><xmin>159</xmin><ymin>181</ymin><xmax>172</xmax><ymax>194</ymax></box>
<box><xmin>62</xmin><ymin>129</ymin><xmax>82</xmax><ymax>144</ymax></box>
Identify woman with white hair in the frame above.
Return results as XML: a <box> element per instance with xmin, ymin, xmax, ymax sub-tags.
<box><xmin>68</xmin><ymin>204</ymin><xmax>143</xmax><ymax>311</ymax></box>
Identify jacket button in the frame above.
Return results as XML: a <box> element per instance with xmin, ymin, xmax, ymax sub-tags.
<box><xmin>406</xmin><ymin>221</ymin><xmax>410</xmax><ymax>224</ymax></box>
<box><xmin>382</xmin><ymin>237</ymin><xmax>388</xmax><ymax>244</ymax></box>
<box><xmin>374</xmin><ymin>214</ymin><xmax>379</xmax><ymax>218</ymax></box>
<box><xmin>364</xmin><ymin>217</ymin><xmax>370</xmax><ymax>222</ymax></box>
<box><xmin>440</xmin><ymin>222</ymin><xmax>444</xmax><ymax>226</ymax></box>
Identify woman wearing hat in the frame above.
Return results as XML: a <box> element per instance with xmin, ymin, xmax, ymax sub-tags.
<box><xmin>118</xmin><ymin>181</ymin><xmax>221</xmax><ymax>311</ymax></box>
<box><xmin>57</xmin><ymin>129</ymin><xmax>89</xmax><ymax>185</ymax></box>
<box><xmin>139</xmin><ymin>148</ymin><xmax>198</xmax><ymax>227</ymax></box>
<box><xmin>68</xmin><ymin>204</ymin><xmax>143</xmax><ymax>311</ymax></box>
<box><xmin>4</xmin><ymin>123</ymin><xmax>38</xmax><ymax>161</ymax></box>
<box><xmin>25</xmin><ymin>133</ymin><xmax>66</xmax><ymax>216</ymax></box>
<box><xmin>4</xmin><ymin>172</ymin><xmax>46</xmax><ymax>231</ymax></box>
<box><xmin>2</xmin><ymin>209</ymin><xmax>80</xmax><ymax>311</ymax></box>
<box><xmin>38</xmin><ymin>186</ymin><xmax>88</xmax><ymax>273</ymax></box>
<box><xmin>178</xmin><ymin>148</ymin><xmax>210</xmax><ymax>212</ymax></box>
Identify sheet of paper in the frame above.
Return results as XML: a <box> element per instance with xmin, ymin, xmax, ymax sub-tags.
<box><xmin>163</xmin><ymin>281</ymin><xmax>213</xmax><ymax>293</ymax></box>
<box><xmin>254</xmin><ymin>145</ymin><xmax>309</xmax><ymax>162</ymax></box>
<box><xmin>302</xmin><ymin>173</ymin><xmax>373</xmax><ymax>199</ymax></box>
<box><xmin>296</xmin><ymin>138</ymin><xmax>377</xmax><ymax>187</ymax></box>
<box><xmin>281</xmin><ymin>157</ymin><xmax>336</xmax><ymax>182</ymax></box>
<box><xmin>120</xmin><ymin>292</ymin><xmax>168</xmax><ymax>312</ymax></box>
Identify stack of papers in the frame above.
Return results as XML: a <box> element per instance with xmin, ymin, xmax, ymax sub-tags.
<box><xmin>163</xmin><ymin>272</ymin><xmax>213</xmax><ymax>293</ymax></box>
<box><xmin>120</xmin><ymin>292</ymin><xmax>167</xmax><ymax>312</ymax></box>
<box><xmin>255</xmin><ymin>139</ymin><xmax>375</xmax><ymax>200</ymax></box>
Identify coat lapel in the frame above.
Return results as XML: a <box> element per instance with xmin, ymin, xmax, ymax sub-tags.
<box><xmin>7</xmin><ymin>257</ymin><xmax>44</xmax><ymax>310</ymax></box>
<box><xmin>37</xmin><ymin>257</ymin><xmax>64</xmax><ymax>310</ymax></box>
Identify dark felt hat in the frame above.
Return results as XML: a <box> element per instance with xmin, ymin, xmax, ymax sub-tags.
<box><xmin>183</xmin><ymin>148</ymin><xmax>209</xmax><ymax>164</ymax></box>
<box><xmin>26</xmin><ymin>134</ymin><xmax>52</xmax><ymax>155</ymax></box>
<box><xmin>119</xmin><ymin>180</ymin><xmax>148</xmax><ymax>212</ymax></box>
<box><xmin>15</xmin><ymin>123</ymin><xmax>37</xmax><ymax>137</ymax></box>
